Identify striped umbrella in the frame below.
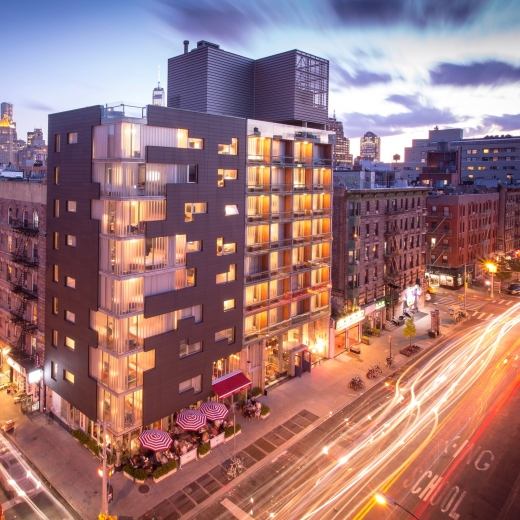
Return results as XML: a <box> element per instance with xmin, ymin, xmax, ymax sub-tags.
<box><xmin>138</xmin><ymin>429</ymin><xmax>172</xmax><ymax>452</ymax></box>
<box><xmin>199</xmin><ymin>402</ymin><xmax>229</xmax><ymax>421</ymax></box>
<box><xmin>176</xmin><ymin>409</ymin><xmax>207</xmax><ymax>431</ymax></box>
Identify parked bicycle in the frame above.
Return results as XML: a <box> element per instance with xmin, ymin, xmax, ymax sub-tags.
<box><xmin>366</xmin><ymin>364</ymin><xmax>383</xmax><ymax>379</ymax></box>
<box><xmin>386</xmin><ymin>355</ymin><xmax>395</xmax><ymax>368</ymax></box>
<box><xmin>223</xmin><ymin>455</ymin><xmax>244</xmax><ymax>480</ymax></box>
<box><xmin>349</xmin><ymin>375</ymin><xmax>365</xmax><ymax>391</ymax></box>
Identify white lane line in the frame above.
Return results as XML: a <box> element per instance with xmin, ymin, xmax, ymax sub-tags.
<box><xmin>473</xmin><ymin>311</ymin><xmax>480</xmax><ymax>317</ymax></box>
<box><xmin>477</xmin><ymin>312</ymin><xmax>486</xmax><ymax>319</ymax></box>
<box><xmin>498</xmin><ymin>299</ymin><xmax>505</xmax><ymax>304</ymax></box>
<box><xmin>506</xmin><ymin>301</ymin><xmax>514</xmax><ymax>306</ymax></box>
<box><xmin>221</xmin><ymin>498</ymin><xmax>253</xmax><ymax>519</ymax></box>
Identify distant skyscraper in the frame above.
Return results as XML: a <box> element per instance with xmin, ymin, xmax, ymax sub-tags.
<box><xmin>326</xmin><ymin>114</ymin><xmax>352</xmax><ymax>166</ymax></box>
<box><xmin>360</xmin><ymin>131</ymin><xmax>380</xmax><ymax>162</ymax></box>
<box><xmin>152</xmin><ymin>66</ymin><xmax>165</xmax><ymax>106</ymax></box>
<box><xmin>1</xmin><ymin>102</ymin><xmax>13</xmax><ymax>123</ymax></box>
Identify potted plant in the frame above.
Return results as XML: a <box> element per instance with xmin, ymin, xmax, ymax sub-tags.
<box><xmin>260</xmin><ymin>405</ymin><xmax>270</xmax><ymax>419</ymax></box>
<box><xmin>250</xmin><ymin>386</ymin><xmax>263</xmax><ymax>398</ymax></box>
<box><xmin>123</xmin><ymin>464</ymin><xmax>135</xmax><ymax>481</ymax></box>
<box><xmin>361</xmin><ymin>335</ymin><xmax>370</xmax><ymax>345</ymax></box>
<box><xmin>197</xmin><ymin>442</ymin><xmax>211</xmax><ymax>458</ymax></box>
<box><xmin>123</xmin><ymin>464</ymin><xmax>146</xmax><ymax>483</ymax></box>
<box><xmin>152</xmin><ymin>459</ymin><xmax>178</xmax><ymax>483</ymax></box>
<box><xmin>372</xmin><ymin>328</ymin><xmax>381</xmax><ymax>337</ymax></box>
<box><xmin>224</xmin><ymin>424</ymin><xmax>242</xmax><ymax>441</ymax></box>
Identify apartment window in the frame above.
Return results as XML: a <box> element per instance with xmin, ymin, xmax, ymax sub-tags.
<box><xmin>187</xmin><ymin>267</ymin><xmax>195</xmax><ymax>286</ymax></box>
<box><xmin>65</xmin><ymin>336</ymin><xmax>75</xmax><ymax>350</ymax></box>
<box><xmin>53</xmin><ymin>232</ymin><xmax>59</xmax><ymax>249</ymax></box>
<box><xmin>187</xmin><ymin>241</ymin><xmax>202</xmax><ymax>252</ymax></box>
<box><xmin>467</xmin><ymin>166</ymin><xmax>475</xmax><ymax>171</ymax></box>
<box><xmin>218</xmin><ymin>138</ymin><xmax>238</xmax><ymax>155</ymax></box>
<box><xmin>52</xmin><ymin>297</ymin><xmax>58</xmax><ymax>315</ymax></box>
<box><xmin>217</xmin><ymin>238</ymin><xmax>236</xmax><ymax>255</ymax></box>
<box><xmin>54</xmin><ymin>200</ymin><xmax>60</xmax><ymax>217</ymax></box>
<box><xmin>420</xmin><ymin>158</ymin><xmax>426</xmax><ymax>163</ymax></box>
<box><xmin>51</xmin><ymin>361</ymin><xmax>58</xmax><ymax>380</ymax></box>
<box><xmin>225</xmin><ymin>205</ymin><xmax>239</xmax><ymax>216</ymax></box>
<box><xmin>54</xmin><ymin>167</ymin><xmax>60</xmax><ymax>185</ymax></box>
<box><xmin>218</xmin><ymin>169</ymin><xmax>238</xmax><ymax>187</ymax></box>
<box><xmin>185</xmin><ymin>202</ymin><xmax>207</xmax><ymax>222</ymax></box>
<box><xmin>65</xmin><ymin>276</ymin><xmax>76</xmax><ymax>289</ymax></box>
<box><xmin>483</xmin><ymin>148</ymin><xmax>489</xmax><ymax>153</ymax></box>
<box><xmin>216</xmin><ymin>264</ymin><xmax>236</xmax><ymax>284</ymax></box>
<box><xmin>188</xmin><ymin>165</ymin><xmax>198</xmax><ymax>183</ymax></box>
<box><xmin>179</xmin><ymin>339</ymin><xmax>202</xmax><ymax>358</ymax></box>
<box><xmin>68</xmin><ymin>132</ymin><xmax>78</xmax><ymax>144</ymax></box>
<box><xmin>223</xmin><ymin>299</ymin><xmax>235</xmax><ymax>311</ymax></box>
<box><xmin>179</xmin><ymin>375</ymin><xmax>202</xmax><ymax>394</ymax></box>
<box><xmin>188</xmin><ymin>137</ymin><xmax>203</xmax><ymax>149</ymax></box>
<box><xmin>65</xmin><ymin>310</ymin><xmax>75</xmax><ymax>323</ymax></box>
<box><xmin>66</xmin><ymin>235</ymin><xmax>76</xmax><ymax>247</ymax></box>
<box><xmin>215</xmin><ymin>327</ymin><xmax>235</xmax><ymax>344</ymax></box>
<box><xmin>66</xmin><ymin>201</ymin><xmax>77</xmax><ymax>212</ymax></box>
<box><xmin>52</xmin><ymin>329</ymin><xmax>58</xmax><ymax>348</ymax></box>
<box><xmin>54</xmin><ymin>134</ymin><xmax>60</xmax><ymax>152</ymax></box>
<box><xmin>63</xmin><ymin>370</ymin><xmax>75</xmax><ymax>385</ymax></box>
<box><xmin>52</xmin><ymin>265</ymin><xmax>59</xmax><ymax>282</ymax></box>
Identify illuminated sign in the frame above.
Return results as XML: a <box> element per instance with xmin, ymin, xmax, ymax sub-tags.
<box><xmin>375</xmin><ymin>300</ymin><xmax>386</xmax><ymax>310</ymax></box>
<box><xmin>6</xmin><ymin>357</ymin><xmax>22</xmax><ymax>373</ymax></box>
<box><xmin>28</xmin><ymin>369</ymin><xmax>43</xmax><ymax>384</ymax></box>
<box><xmin>335</xmin><ymin>309</ymin><xmax>365</xmax><ymax>331</ymax></box>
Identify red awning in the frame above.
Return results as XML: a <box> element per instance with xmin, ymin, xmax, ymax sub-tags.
<box><xmin>212</xmin><ymin>370</ymin><xmax>252</xmax><ymax>399</ymax></box>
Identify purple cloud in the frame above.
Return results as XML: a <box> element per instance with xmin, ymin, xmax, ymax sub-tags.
<box><xmin>430</xmin><ymin>60</ymin><xmax>520</xmax><ymax>87</ymax></box>
<box><xmin>333</xmin><ymin>65</ymin><xmax>392</xmax><ymax>87</ymax></box>
<box><xmin>23</xmin><ymin>101</ymin><xmax>55</xmax><ymax>113</ymax></box>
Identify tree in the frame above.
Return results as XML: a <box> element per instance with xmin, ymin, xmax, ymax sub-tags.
<box><xmin>403</xmin><ymin>317</ymin><xmax>416</xmax><ymax>347</ymax></box>
<box><xmin>393</xmin><ymin>154</ymin><xmax>401</xmax><ymax>162</ymax></box>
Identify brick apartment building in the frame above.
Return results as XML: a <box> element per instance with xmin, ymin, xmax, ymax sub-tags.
<box><xmin>426</xmin><ymin>188</ymin><xmax>499</xmax><ymax>288</ymax></box>
<box><xmin>45</xmin><ymin>41</ymin><xmax>334</xmax><ymax>449</ymax></box>
<box><xmin>498</xmin><ymin>185</ymin><xmax>520</xmax><ymax>255</ymax></box>
<box><xmin>0</xmin><ymin>178</ymin><xmax>46</xmax><ymax>409</ymax></box>
<box><xmin>332</xmin><ymin>179</ymin><xmax>429</xmax><ymax>355</ymax></box>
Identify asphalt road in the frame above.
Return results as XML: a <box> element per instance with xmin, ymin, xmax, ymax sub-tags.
<box><xmin>191</xmin><ymin>302</ymin><xmax>520</xmax><ymax>520</ymax></box>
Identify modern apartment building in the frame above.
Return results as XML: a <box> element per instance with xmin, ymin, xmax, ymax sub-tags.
<box><xmin>0</xmin><ymin>178</ymin><xmax>46</xmax><ymax>408</ymax></box>
<box><xmin>331</xmin><ymin>181</ymin><xmax>428</xmax><ymax>354</ymax></box>
<box><xmin>45</xmin><ymin>42</ymin><xmax>333</xmax><ymax>447</ymax></box>
<box><xmin>425</xmin><ymin>188</ymin><xmax>499</xmax><ymax>288</ymax></box>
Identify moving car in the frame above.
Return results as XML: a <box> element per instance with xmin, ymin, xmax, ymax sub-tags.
<box><xmin>507</xmin><ymin>283</ymin><xmax>520</xmax><ymax>295</ymax></box>
<box><xmin>426</xmin><ymin>286</ymin><xmax>437</xmax><ymax>294</ymax></box>
<box><xmin>384</xmin><ymin>366</ymin><xmax>420</xmax><ymax>398</ymax></box>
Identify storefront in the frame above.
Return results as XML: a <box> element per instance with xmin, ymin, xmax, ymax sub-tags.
<box><xmin>362</xmin><ymin>299</ymin><xmax>386</xmax><ymax>334</ymax></box>
<box><xmin>402</xmin><ymin>284</ymin><xmax>422</xmax><ymax>312</ymax></box>
<box><xmin>331</xmin><ymin>309</ymin><xmax>364</xmax><ymax>357</ymax></box>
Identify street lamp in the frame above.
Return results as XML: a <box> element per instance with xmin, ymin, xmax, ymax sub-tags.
<box><xmin>486</xmin><ymin>262</ymin><xmax>497</xmax><ymax>298</ymax></box>
<box><xmin>387</xmin><ymin>335</ymin><xmax>393</xmax><ymax>368</ymax></box>
<box><xmin>96</xmin><ymin>421</ymin><xmax>113</xmax><ymax>517</ymax></box>
<box><xmin>375</xmin><ymin>490</ymin><xmax>420</xmax><ymax>519</ymax></box>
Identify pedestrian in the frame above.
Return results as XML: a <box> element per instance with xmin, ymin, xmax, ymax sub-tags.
<box><xmin>47</xmin><ymin>406</ymin><xmax>53</xmax><ymax>425</ymax></box>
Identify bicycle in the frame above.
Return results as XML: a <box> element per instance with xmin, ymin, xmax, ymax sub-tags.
<box><xmin>372</xmin><ymin>364</ymin><xmax>383</xmax><ymax>375</ymax></box>
<box><xmin>223</xmin><ymin>455</ymin><xmax>244</xmax><ymax>480</ymax></box>
<box><xmin>349</xmin><ymin>375</ymin><xmax>365</xmax><ymax>390</ymax></box>
<box><xmin>386</xmin><ymin>356</ymin><xmax>394</xmax><ymax>368</ymax></box>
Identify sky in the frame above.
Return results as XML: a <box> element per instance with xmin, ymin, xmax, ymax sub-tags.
<box><xmin>2</xmin><ymin>0</ymin><xmax>520</xmax><ymax>162</ymax></box>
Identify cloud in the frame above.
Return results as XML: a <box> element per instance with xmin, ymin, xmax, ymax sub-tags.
<box><xmin>330</xmin><ymin>0</ymin><xmax>490</xmax><ymax>28</ymax></box>
<box><xmin>340</xmin><ymin>94</ymin><xmax>465</xmax><ymax>136</ymax></box>
<box><xmin>23</xmin><ymin>101</ymin><xmax>55</xmax><ymax>112</ymax></box>
<box><xmin>429</xmin><ymin>60</ymin><xmax>520</xmax><ymax>87</ymax></box>
<box><xmin>465</xmin><ymin>113</ymin><xmax>520</xmax><ymax>137</ymax></box>
<box><xmin>333</xmin><ymin>65</ymin><xmax>392</xmax><ymax>87</ymax></box>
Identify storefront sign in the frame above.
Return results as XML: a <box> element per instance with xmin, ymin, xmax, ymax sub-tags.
<box><xmin>28</xmin><ymin>369</ymin><xmax>43</xmax><ymax>384</ymax></box>
<box><xmin>335</xmin><ymin>310</ymin><xmax>365</xmax><ymax>331</ymax></box>
<box><xmin>375</xmin><ymin>300</ymin><xmax>386</xmax><ymax>310</ymax></box>
<box><xmin>6</xmin><ymin>357</ymin><xmax>22</xmax><ymax>373</ymax></box>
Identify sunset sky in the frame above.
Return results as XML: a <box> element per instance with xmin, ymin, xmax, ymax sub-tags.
<box><xmin>2</xmin><ymin>0</ymin><xmax>520</xmax><ymax>162</ymax></box>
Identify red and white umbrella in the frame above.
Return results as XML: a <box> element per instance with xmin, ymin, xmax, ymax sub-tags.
<box><xmin>138</xmin><ymin>429</ymin><xmax>172</xmax><ymax>452</ymax></box>
<box><xmin>176</xmin><ymin>409</ymin><xmax>206</xmax><ymax>431</ymax></box>
<box><xmin>199</xmin><ymin>402</ymin><xmax>229</xmax><ymax>421</ymax></box>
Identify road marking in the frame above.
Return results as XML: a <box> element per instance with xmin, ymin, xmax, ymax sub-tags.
<box><xmin>221</xmin><ymin>498</ymin><xmax>253</xmax><ymax>519</ymax></box>
<box><xmin>477</xmin><ymin>312</ymin><xmax>486</xmax><ymax>319</ymax></box>
<box><xmin>472</xmin><ymin>311</ymin><xmax>479</xmax><ymax>317</ymax></box>
<box><xmin>506</xmin><ymin>301</ymin><xmax>514</xmax><ymax>306</ymax></box>
<box><xmin>498</xmin><ymin>299</ymin><xmax>505</xmax><ymax>304</ymax></box>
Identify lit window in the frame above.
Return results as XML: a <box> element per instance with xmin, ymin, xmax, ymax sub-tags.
<box><xmin>185</xmin><ymin>202</ymin><xmax>207</xmax><ymax>222</ymax></box>
<box><xmin>179</xmin><ymin>375</ymin><xmax>202</xmax><ymax>394</ymax></box>
<box><xmin>66</xmin><ymin>201</ymin><xmax>77</xmax><ymax>212</ymax></box>
<box><xmin>187</xmin><ymin>267</ymin><xmax>195</xmax><ymax>286</ymax></box>
<box><xmin>215</xmin><ymin>327</ymin><xmax>234</xmax><ymax>344</ymax></box>
<box><xmin>51</xmin><ymin>361</ymin><xmax>58</xmax><ymax>380</ymax></box>
<box><xmin>66</xmin><ymin>276</ymin><xmax>76</xmax><ymax>289</ymax></box>
<box><xmin>54</xmin><ymin>134</ymin><xmax>60</xmax><ymax>152</ymax></box>
<box><xmin>225</xmin><ymin>205</ymin><xmax>239</xmax><ymax>216</ymax></box>
<box><xmin>65</xmin><ymin>336</ymin><xmax>75</xmax><ymax>350</ymax></box>
<box><xmin>53</xmin><ymin>232</ymin><xmax>59</xmax><ymax>249</ymax></box>
<box><xmin>216</xmin><ymin>264</ymin><xmax>236</xmax><ymax>284</ymax></box>
<box><xmin>54</xmin><ymin>200</ymin><xmax>60</xmax><ymax>217</ymax></box>
<box><xmin>483</xmin><ymin>149</ymin><xmax>489</xmax><ymax>153</ymax></box>
<box><xmin>68</xmin><ymin>132</ymin><xmax>78</xmax><ymax>144</ymax></box>
<box><xmin>66</xmin><ymin>235</ymin><xmax>76</xmax><ymax>247</ymax></box>
<box><xmin>217</xmin><ymin>169</ymin><xmax>238</xmax><ymax>187</ymax></box>
<box><xmin>467</xmin><ymin>166</ymin><xmax>475</xmax><ymax>171</ymax></box>
<box><xmin>179</xmin><ymin>340</ymin><xmax>202</xmax><ymax>358</ymax></box>
<box><xmin>217</xmin><ymin>238</ymin><xmax>236</xmax><ymax>255</ymax></box>
<box><xmin>188</xmin><ymin>138</ymin><xmax>203</xmax><ymax>149</ymax></box>
<box><xmin>52</xmin><ymin>330</ymin><xmax>58</xmax><ymax>347</ymax></box>
<box><xmin>65</xmin><ymin>310</ymin><xmax>75</xmax><ymax>323</ymax></box>
<box><xmin>420</xmin><ymin>159</ymin><xmax>426</xmax><ymax>163</ymax></box>
<box><xmin>52</xmin><ymin>297</ymin><xmax>58</xmax><ymax>315</ymax></box>
<box><xmin>218</xmin><ymin>138</ymin><xmax>238</xmax><ymax>155</ymax></box>
<box><xmin>223</xmin><ymin>299</ymin><xmax>235</xmax><ymax>310</ymax></box>
<box><xmin>53</xmin><ymin>265</ymin><xmax>59</xmax><ymax>282</ymax></box>
<box><xmin>54</xmin><ymin>167</ymin><xmax>60</xmax><ymax>185</ymax></box>
<box><xmin>478</xmin><ymin>166</ymin><xmax>486</xmax><ymax>171</ymax></box>
<box><xmin>187</xmin><ymin>241</ymin><xmax>202</xmax><ymax>252</ymax></box>
<box><xmin>64</xmin><ymin>370</ymin><xmax>75</xmax><ymax>384</ymax></box>
<box><xmin>468</xmin><ymin>174</ymin><xmax>474</xmax><ymax>179</ymax></box>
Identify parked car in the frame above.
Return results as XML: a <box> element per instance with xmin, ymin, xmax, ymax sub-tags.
<box><xmin>426</xmin><ymin>286</ymin><xmax>437</xmax><ymax>294</ymax></box>
<box><xmin>507</xmin><ymin>283</ymin><xmax>520</xmax><ymax>295</ymax></box>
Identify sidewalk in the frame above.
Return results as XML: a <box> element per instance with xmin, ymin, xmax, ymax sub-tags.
<box><xmin>0</xmin><ymin>302</ymin><xmax>459</xmax><ymax>520</ymax></box>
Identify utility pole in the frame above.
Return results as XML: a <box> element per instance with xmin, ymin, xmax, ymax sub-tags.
<box><xmin>463</xmin><ymin>263</ymin><xmax>467</xmax><ymax>312</ymax></box>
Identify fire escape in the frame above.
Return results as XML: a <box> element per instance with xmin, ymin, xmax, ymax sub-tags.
<box><xmin>427</xmin><ymin>213</ymin><xmax>451</xmax><ymax>269</ymax></box>
<box><xmin>384</xmin><ymin>219</ymin><xmax>402</xmax><ymax>318</ymax></box>
<box><xmin>9</xmin><ymin>218</ymin><xmax>39</xmax><ymax>356</ymax></box>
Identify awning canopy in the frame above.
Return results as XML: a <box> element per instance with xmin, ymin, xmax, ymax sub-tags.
<box><xmin>212</xmin><ymin>370</ymin><xmax>252</xmax><ymax>400</ymax></box>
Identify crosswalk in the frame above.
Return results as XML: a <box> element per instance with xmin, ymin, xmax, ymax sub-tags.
<box><xmin>434</xmin><ymin>296</ymin><xmax>484</xmax><ymax>311</ymax></box>
<box><xmin>472</xmin><ymin>311</ymin><xmax>496</xmax><ymax>321</ymax></box>
<box><xmin>489</xmin><ymin>299</ymin><xmax>515</xmax><ymax>306</ymax></box>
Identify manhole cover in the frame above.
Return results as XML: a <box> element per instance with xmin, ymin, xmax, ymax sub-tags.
<box><xmin>138</xmin><ymin>485</ymin><xmax>150</xmax><ymax>494</ymax></box>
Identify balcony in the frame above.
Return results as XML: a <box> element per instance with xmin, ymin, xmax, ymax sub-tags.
<box><xmin>384</xmin><ymin>249</ymin><xmax>402</xmax><ymax>258</ymax></box>
<box><xmin>246</xmin><ymin>183</ymin><xmax>332</xmax><ymax>194</ymax></box>
<box><xmin>428</xmin><ymin>228</ymin><xmax>452</xmax><ymax>235</ymax></box>
<box><xmin>348</xmin><ymin>215</ymin><xmax>361</xmax><ymax>226</ymax></box>
<box><xmin>347</xmin><ymin>263</ymin><xmax>360</xmax><ymax>275</ymax></box>
<box><xmin>384</xmin><ymin>228</ymin><xmax>400</xmax><ymax>236</ymax></box>
<box><xmin>347</xmin><ymin>237</ymin><xmax>360</xmax><ymax>248</ymax></box>
<box><xmin>428</xmin><ymin>212</ymin><xmax>452</xmax><ymax>218</ymax></box>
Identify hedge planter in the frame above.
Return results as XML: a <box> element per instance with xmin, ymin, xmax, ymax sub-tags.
<box><xmin>260</xmin><ymin>405</ymin><xmax>270</xmax><ymax>419</ymax></box>
<box><xmin>372</xmin><ymin>328</ymin><xmax>381</xmax><ymax>337</ymax></box>
<box><xmin>198</xmin><ymin>443</ymin><xmax>211</xmax><ymax>459</ymax></box>
<box><xmin>224</xmin><ymin>424</ymin><xmax>242</xmax><ymax>442</ymax></box>
<box><xmin>123</xmin><ymin>470</ymin><xmax>134</xmax><ymax>482</ymax></box>
<box><xmin>123</xmin><ymin>464</ymin><xmax>146</xmax><ymax>483</ymax></box>
<box><xmin>361</xmin><ymin>336</ymin><xmax>370</xmax><ymax>345</ymax></box>
<box><xmin>153</xmin><ymin>460</ymin><xmax>177</xmax><ymax>483</ymax></box>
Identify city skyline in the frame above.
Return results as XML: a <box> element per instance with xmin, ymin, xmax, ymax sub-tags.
<box><xmin>2</xmin><ymin>0</ymin><xmax>520</xmax><ymax>162</ymax></box>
